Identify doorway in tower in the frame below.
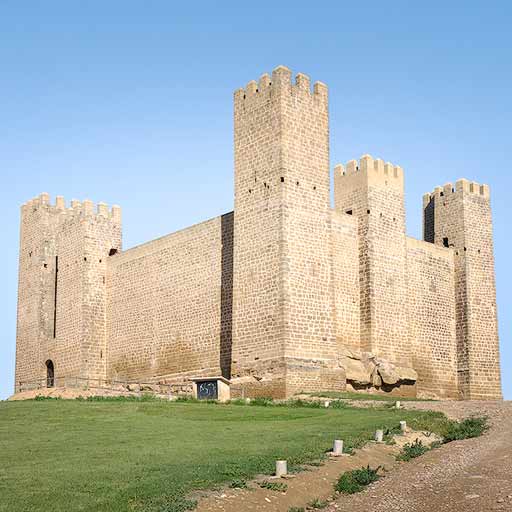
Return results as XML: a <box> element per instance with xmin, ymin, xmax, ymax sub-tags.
<box><xmin>46</xmin><ymin>360</ymin><xmax>55</xmax><ymax>388</ymax></box>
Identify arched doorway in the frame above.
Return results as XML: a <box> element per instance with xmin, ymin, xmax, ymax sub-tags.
<box><xmin>46</xmin><ymin>360</ymin><xmax>55</xmax><ymax>388</ymax></box>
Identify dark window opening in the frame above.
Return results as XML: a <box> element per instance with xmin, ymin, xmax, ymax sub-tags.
<box><xmin>478</xmin><ymin>249</ymin><xmax>481</xmax><ymax>254</ymax></box>
<box><xmin>46</xmin><ymin>360</ymin><xmax>54</xmax><ymax>388</ymax></box>
<box><xmin>84</xmin><ymin>257</ymin><xmax>87</xmax><ymax>262</ymax></box>
<box><xmin>313</xmin><ymin>185</ymin><xmax>316</xmax><ymax>190</ymax></box>
<box><xmin>346</xmin><ymin>209</ymin><xmax>353</xmax><ymax>215</ymax></box>
<box><xmin>53</xmin><ymin>256</ymin><xmax>58</xmax><ymax>338</ymax></box>
<box><xmin>109</xmin><ymin>248</ymin><xmax>118</xmax><ymax>256</ymax></box>
<box><xmin>29</xmin><ymin>251</ymin><xmax>32</xmax><ymax>257</ymax></box>
<box><xmin>464</xmin><ymin>247</ymin><xmax>467</xmax><ymax>251</ymax></box>
<box><xmin>296</xmin><ymin>181</ymin><xmax>299</xmax><ymax>186</ymax></box>
<box><xmin>99</xmin><ymin>259</ymin><xmax>102</xmax><ymax>263</ymax></box>
<box><xmin>367</xmin><ymin>209</ymin><xmax>371</xmax><ymax>214</ymax></box>
<box><xmin>440</xmin><ymin>191</ymin><xmax>444</xmax><ymax>196</ymax></box>
<box><xmin>43</xmin><ymin>263</ymin><xmax>47</xmax><ymax>268</ymax></box>
<box><xmin>443</xmin><ymin>237</ymin><xmax>449</xmax><ymax>248</ymax></box>
<box><xmin>248</xmin><ymin>189</ymin><xmax>252</xmax><ymax>194</ymax></box>
<box><xmin>280</xmin><ymin>177</ymin><xmax>284</xmax><ymax>183</ymax></box>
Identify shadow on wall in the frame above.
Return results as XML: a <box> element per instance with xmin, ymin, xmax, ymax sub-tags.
<box><xmin>220</xmin><ymin>212</ymin><xmax>234</xmax><ymax>379</ymax></box>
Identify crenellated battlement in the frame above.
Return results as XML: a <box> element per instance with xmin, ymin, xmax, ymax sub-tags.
<box><xmin>335</xmin><ymin>154</ymin><xmax>403</xmax><ymax>180</ymax></box>
<box><xmin>423</xmin><ymin>179</ymin><xmax>490</xmax><ymax>207</ymax></box>
<box><xmin>22</xmin><ymin>192</ymin><xmax>121</xmax><ymax>222</ymax></box>
<box><xmin>234</xmin><ymin>65</ymin><xmax>328</xmax><ymax>104</ymax></box>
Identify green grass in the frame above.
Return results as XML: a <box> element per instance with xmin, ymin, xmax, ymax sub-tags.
<box><xmin>0</xmin><ymin>399</ymin><xmax>450</xmax><ymax>512</ymax></box>
<box><xmin>302</xmin><ymin>391</ymin><xmax>433</xmax><ymax>402</ymax></box>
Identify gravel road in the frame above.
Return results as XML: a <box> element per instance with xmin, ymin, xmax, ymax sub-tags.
<box><xmin>327</xmin><ymin>400</ymin><xmax>512</xmax><ymax>512</ymax></box>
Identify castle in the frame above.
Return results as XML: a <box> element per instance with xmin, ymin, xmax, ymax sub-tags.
<box><xmin>15</xmin><ymin>66</ymin><xmax>502</xmax><ymax>400</ymax></box>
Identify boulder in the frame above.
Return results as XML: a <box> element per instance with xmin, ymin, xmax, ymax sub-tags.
<box><xmin>343</xmin><ymin>357</ymin><xmax>372</xmax><ymax>385</ymax></box>
<box><xmin>397</xmin><ymin>366</ymin><xmax>418</xmax><ymax>382</ymax></box>
<box><xmin>376</xmin><ymin>362</ymin><xmax>400</xmax><ymax>385</ymax></box>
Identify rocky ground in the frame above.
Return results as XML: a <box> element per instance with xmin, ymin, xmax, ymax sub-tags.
<box><xmin>326</xmin><ymin>400</ymin><xmax>512</xmax><ymax>512</ymax></box>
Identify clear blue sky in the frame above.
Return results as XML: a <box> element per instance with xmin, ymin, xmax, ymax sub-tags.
<box><xmin>1</xmin><ymin>1</ymin><xmax>510</xmax><ymax>400</ymax></box>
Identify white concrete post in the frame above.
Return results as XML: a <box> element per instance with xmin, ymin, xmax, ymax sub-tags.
<box><xmin>395</xmin><ymin>400</ymin><xmax>401</xmax><ymax>409</ymax></box>
<box><xmin>333</xmin><ymin>439</ymin><xmax>343</xmax><ymax>456</ymax></box>
<box><xmin>375</xmin><ymin>429</ymin><xmax>384</xmax><ymax>442</ymax></box>
<box><xmin>400</xmin><ymin>420</ymin><xmax>407</xmax><ymax>433</ymax></box>
<box><xmin>275</xmin><ymin>460</ymin><xmax>287</xmax><ymax>477</ymax></box>
<box><xmin>245</xmin><ymin>397</ymin><xmax>251</xmax><ymax>404</ymax></box>
<box><xmin>324</xmin><ymin>400</ymin><xmax>330</xmax><ymax>408</ymax></box>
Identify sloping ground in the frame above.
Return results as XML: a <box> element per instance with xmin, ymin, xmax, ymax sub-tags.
<box><xmin>0</xmin><ymin>398</ymin><xmax>443</xmax><ymax>512</ymax></box>
<box><xmin>194</xmin><ymin>430</ymin><xmax>440</xmax><ymax>512</ymax></box>
<box><xmin>326</xmin><ymin>401</ymin><xmax>512</xmax><ymax>512</ymax></box>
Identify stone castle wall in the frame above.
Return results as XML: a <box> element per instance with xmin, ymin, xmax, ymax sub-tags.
<box><xmin>406</xmin><ymin>237</ymin><xmax>458</xmax><ymax>399</ymax></box>
<box><xmin>106</xmin><ymin>213</ymin><xmax>233</xmax><ymax>384</ymax></box>
<box><xmin>15</xmin><ymin>195</ymin><xmax>120</xmax><ymax>390</ymax></box>
<box><xmin>423</xmin><ymin>181</ymin><xmax>501</xmax><ymax>399</ymax></box>
<box><xmin>14</xmin><ymin>66</ymin><xmax>502</xmax><ymax>400</ymax></box>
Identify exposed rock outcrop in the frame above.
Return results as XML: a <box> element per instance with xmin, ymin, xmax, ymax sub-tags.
<box><xmin>339</xmin><ymin>347</ymin><xmax>417</xmax><ymax>390</ymax></box>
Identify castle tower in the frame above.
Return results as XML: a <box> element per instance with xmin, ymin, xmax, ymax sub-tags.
<box><xmin>231</xmin><ymin>66</ymin><xmax>343</xmax><ymax>397</ymax></box>
<box><xmin>423</xmin><ymin>180</ymin><xmax>501</xmax><ymax>399</ymax></box>
<box><xmin>15</xmin><ymin>194</ymin><xmax>121</xmax><ymax>391</ymax></box>
<box><xmin>334</xmin><ymin>156</ymin><xmax>411</xmax><ymax>367</ymax></box>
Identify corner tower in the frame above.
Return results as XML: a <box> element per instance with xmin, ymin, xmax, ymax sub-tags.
<box><xmin>423</xmin><ymin>180</ymin><xmax>501</xmax><ymax>399</ymax></box>
<box><xmin>15</xmin><ymin>194</ymin><xmax>121</xmax><ymax>391</ymax></box>
<box><xmin>231</xmin><ymin>66</ymin><xmax>343</xmax><ymax>397</ymax></box>
<box><xmin>334</xmin><ymin>155</ymin><xmax>410</xmax><ymax>367</ymax></box>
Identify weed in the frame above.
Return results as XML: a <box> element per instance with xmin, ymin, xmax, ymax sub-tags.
<box><xmin>33</xmin><ymin>395</ymin><xmax>61</xmax><ymax>401</ymax></box>
<box><xmin>229</xmin><ymin>478</ymin><xmax>247</xmax><ymax>489</ymax></box>
<box><xmin>308</xmin><ymin>497</ymin><xmax>328</xmax><ymax>508</ymax></box>
<box><xmin>83</xmin><ymin>393</ymin><xmax>162</xmax><ymax>402</ymax></box>
<box><xmin>249</xmin><ymin>397</ymin><xmax>274</xmax><ymax>407</ymax></box>
<box><xmin>335</xmin><ymin>465</ymin><xmax>381</xmax><ymax>494</ymax></box>
<box><xmin>443</xmin><ymin>417</ymin><xmax>488</xmax><ymax>442</ymax></box>
<box><xmin>288</xmin><ymin>508</ymin><xmax>305</xmax><ymax>512</ymax></box>
<box><xmin>396</xmin><ymin>439</ymin><xmax>429</xmax><ymax>461</ymax></box>
<box><xmin>258</xmin><ymin>480</ymin><xmax>288</xmax><ymax>492</ymax></box>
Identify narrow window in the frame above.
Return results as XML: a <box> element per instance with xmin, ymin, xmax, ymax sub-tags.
<box><xmin>443</xmin><ymin>237</ymin><xmax>449</xmax><ymax>248</ymax></box>
<box><xmin>346</xmin><ymin>209</ymin><xmax>353</xmax><ymax>215</ymax></box>
<box><xmin>53</xmin><ymin>256</ymin><xmax>58</xmax><ymax>338</ymax></box>
<box><xmin>109</xmin><ymin>248</ymin><xmax>118</xmax><ymax>256</ymax></box>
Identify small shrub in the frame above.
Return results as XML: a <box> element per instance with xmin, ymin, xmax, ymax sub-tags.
<box><xmin>330</xmin><ymin>400</ymin><xmax>348</xmax><ymax>409</ymax></box>
<box><xmin>85</xmin><ymin>393</ymin><xmax>162</xmax><ymax>402</ymax></box>
<box><xmin>286</xmin><ymin>399</ymin><xmax>322</xmax><ymax>408</ymax></box>
<box><xmin>429</xmin><ymin>440</ymin><xmax>443</xmax><ymax>450</ymax></box>
<box><xmin>334</xmin><ymin>465</ymin><xmax>380</xmax><ymax>494</ymax></box>
<box><xmin>249</xmin><ymin>397</ymin><xmax>274</xmax><ymax>407</ymax></box>
<box><xmin>307</xmin><ymin>461</ymin><xmax>325</xmax><ymax>467</ymax></box>
<box><xmin>396</xmin><ymin>439</ymin><xmax>429</xmax><ymax>461</ymax></box>
<box><xmin>288</xmin><ymin>508</ymin><xmax>305</xmax><ymax>512</ymax></box>
<box><xmin>229</xmin><ymin>478</ymin><xmax>247</xmax><ymax>489</ymax></box>
<box><xmin>308</xmin><ymin>497</ymin><xmax>328</xmax><ymax>508</ymax></box>
<box><xmin>34</xmin><ymin>395</ymin><xmax>61</xmax><ymax>401</ymax></box>
<box><xmin>443</xmin><ymin>417</ymin><xmax>488</xmax><ymax>442</ymax></box>
<box><xmin>258</xmin><ymin>480</ymin><xmax>288</xmax><ymax>492</ymax></box>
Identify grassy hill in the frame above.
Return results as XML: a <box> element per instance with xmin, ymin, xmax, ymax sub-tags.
<box><xmin>0</xmin><ymin>397</ymin><xmax>450</xmax><ymax>512</ymax></box>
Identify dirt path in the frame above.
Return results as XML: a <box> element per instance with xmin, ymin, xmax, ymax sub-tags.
<box><xmin>326</xmin><ymin>400</ymin><xmax>512</xmax><ymax>512</ymax></box>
